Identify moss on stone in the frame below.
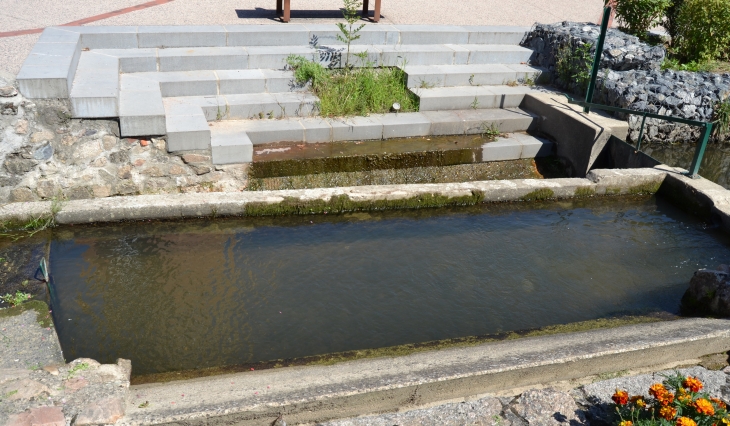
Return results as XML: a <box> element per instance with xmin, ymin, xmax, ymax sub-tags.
<box><xmin>243</xmin><ymin>192</ymin><xmax>487</xmax><ymax>217</ymax></box>
<box><xmin>606</xmin><ymin>187</ymin><xmax>623</xmax><ymax>195</ymax></box>
<box><xmin>521</xmin><ymin>188</ymin><xmax>555</xmax><ymax>202</ymax></box>
<box><xmin>628</xmin><ymin>181</ymin><xmax>662</xmax><ymax>195</ymax></box>
<box><xmin>131</xmin><ymin>314</ymin><xmax>668</xmax><ymax>386</ymax></box>
<box><xmin>0</xmin><ymin>300</ymin><xmax>53</xmax><ymax>328</ymax></box>
<box><xmin>574</xmin><ymin>187</ymin><xmax>597</xmax><ymax>198</ymax></box>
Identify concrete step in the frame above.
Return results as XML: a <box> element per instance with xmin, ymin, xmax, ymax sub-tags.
<box><xmin>205</xmin><ymin>108</ymin><xmax>539</xmax><ymax>164</ymax></box>
<box><xmin>415</xmin><ymin>85</ymin><xmax>536</xmax><ymax>111</ymax></box>
<box><xmin>69</xmin><ymin>52</ymin><xmax>119</xmax><ymax>118</ymax></box>
<box><xmin>404</xmin><ymin>64</ymin><xmax>546</xmax><ymax>88</ymax></box>
<box><xmin>129</xmin><ymin>69</ymin><xmax>304</xmax><ymax>97</ymax></box>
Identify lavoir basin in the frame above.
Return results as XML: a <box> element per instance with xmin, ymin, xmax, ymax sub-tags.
<box><xmin>47</xmin><ymin>196</ymin><xmax>730</xmax><ymax>376</ymax></box>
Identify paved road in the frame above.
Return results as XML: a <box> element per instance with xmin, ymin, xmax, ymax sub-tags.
<box><xmin>0</xmin><ymin>0</ymin><xmax>604</xmax><ymax>75</ymax></box>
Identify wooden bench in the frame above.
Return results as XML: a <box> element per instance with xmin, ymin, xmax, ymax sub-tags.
<box><xmin>276</xmin><ymin>0</ymin><xmax>381</xmax><ymax>23</ymax></box>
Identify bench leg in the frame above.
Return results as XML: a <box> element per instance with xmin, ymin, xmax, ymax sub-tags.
<box><xmin>276</xmin><ymin>0</ymin><xmax>282</xmax><ymax>13</ymax></box>
<box><xmin>283</xmin><ymin>0</ymin><xmax>290</xmax><ymax>22</ymax></box>
<box><xmin>362</xmin><ymin>0</ymin><xmax>369</xmax><ymax>17</ymax></box>
<box><xmin>373</xmin><ymin>0</ymin><xmax>380</xmax><ymax>22</ymax></box>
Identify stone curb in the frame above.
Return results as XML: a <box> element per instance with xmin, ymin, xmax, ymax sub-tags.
<box><xmin>121</xmin><ymin>318</ymin><xmax>730</xmax><ymax>426</ymax></box>
<box><xmin>0</xmin><ymin>167</ymin><xmax>667</xmax><ymax>226</ymax></box>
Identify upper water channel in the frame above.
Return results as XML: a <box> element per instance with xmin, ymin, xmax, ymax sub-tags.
<box><xmin>47</xmin><ymin>196</ymin><xmax>730</xmax><ymax>376</ymax></box>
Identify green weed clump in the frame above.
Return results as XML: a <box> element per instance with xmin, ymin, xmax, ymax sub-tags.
<box><xmin>286</xmin><ymin>55</ymin><xmax>419</xmax><ymax>117</ymax></box>
<box><xmin>673</xmin><ymin>0</ymin><xmax>730</xmax><ymax>62</ymax></box>
<box><xmin>555</xmin><ymin>42</ymin><xmax>593</xmax><ymax>94</ymax></box>
<box><xmin>713</xmin><ymin>98</ymin><xmax>730</xmax><ymax>137</ymax></box>
<box><xmin>0</xmin><ymin>291</ymin><xmax>31</xmax><ymax>307</ymax></box>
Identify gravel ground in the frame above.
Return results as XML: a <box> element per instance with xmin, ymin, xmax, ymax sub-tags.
<box><xmin>0</xmin><ymin>307</ymin><xmax>63</xmax><ymax>370</ymax></box>
<box><xmin>0</xmin><ymin>0</ymin><xmax>604</xmax><ymax>75</ymax></box>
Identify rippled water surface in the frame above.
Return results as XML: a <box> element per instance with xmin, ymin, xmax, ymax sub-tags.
<box><xmin>49</xmin><ymin>196</ymin><xmax>730</xmax><ymax>374</ymax></box>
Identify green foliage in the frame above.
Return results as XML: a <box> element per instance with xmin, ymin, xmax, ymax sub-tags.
<box><xmin>479</xmin><ymin>122</ymin><xmax>501</xmax><ymax>139</ymax></box>
<box><xmin>555</xmin><ymin>42</ymin><xmax>593</xmax><ymax>93</ymax></box>
<box><xmin>664</xmin><ymin>0</ymin><xmax>684</xmax><ymax>40</ymax></box>
<box><xmin>612</xmin><ymin>0</ymin><xmax>672</xmax><ymax>38</ymax></box>
<box><xmin>673</xmin><ymin>0</ymin><xmax>730</xmax><ymax>62</ymax></box>
<box><xmin>286</xmin><ymin>55</ymin><xmax>418</xmax><ymax>117</ymax></box>
<box><xmin>713</xmin><ymin>98</ymin><xmax>730</xmax><ymax>137</ymax></box>
<box><xmin>337</xmin><ymin>0</ymin><xmax>365</xmax><ymax>68</ymax></box>
<box><xmin>0</xmin><ymin>291</ymin><xmax>31</xmax><ymax>307</ymax></box>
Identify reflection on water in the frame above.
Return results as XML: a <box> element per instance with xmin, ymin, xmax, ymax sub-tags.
<box><xmin>643</xmin><ymin>142</ymin><xmax>730</xmax><ymax>188</ymax></box>
<box><xmin>49</xmin><ymin>196</ymin><xmax>730</xmax><ymax>375</ymax></box>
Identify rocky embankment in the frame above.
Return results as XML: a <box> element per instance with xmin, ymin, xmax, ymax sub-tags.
<box><xmin>522</xmin><ymin>22</ymin><xmax>730</xmax><ymax>144</ymax></box>
<box><xmin>0</xmin><ymin>71</ymin><xmax>248</xmax><ymax>204</ymax></box>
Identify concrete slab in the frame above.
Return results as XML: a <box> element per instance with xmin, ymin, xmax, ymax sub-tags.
<box><xmin>69</xmin><ymin>72</ymin><xmax>119</xmax><ymax>117</ymax></box>
<box><xmin>301</xmin><ymin>118</ymin><xmax>332</xmax><ymax>142</ymax></box>
<box><xmin>239</xmin><ymin>119</ymin><xmax>305</xmax><ymax>144</ymax></box>
<box><xmin>96</xmin><ymin>48</ymin><xmax>158</xmax><ymax>73</ymax></box>
<box><xmin>466</xmin><ymin>26</ymin><xmax>531</xmax><ymax>44</ymax></box>
<box><xmin>119</xmin><ymin>89</ymin><xmax>166</xmax><ymax>136</ymax></box>
<box><xmin>379</xmin><ymin>45</ymin><xmax>455</xmax><ymax>67</ymax></box>
<box><xmin>17</xmin><ymin>65</ymin><xmax>72</xmax><ymax>98</ymax></box>
<box><xmin>330</xmin><ymin>116</ymin><xmax>384</xmax><ymax>141</ymax></box>
<box><xmin>511</xmin><ymin>133</ymin><xmax>554</xmax><ymax>158</ymax></box>
<box><xmin>262</xmin><ymin>69</ymin><xmax>301</xmax><ymax>92</ymax></box>
<box><xmin>37</xmin><ymin>27</ymin><xmax>81</xmax><ymax>44</ymax></box>
<box><xmin>210</xmin><ymin>124</ymin><xmax>253</xmax><ymax>164</ymax></box>
<box><xmin>417</xmin><ymin>85</ymin><xmax>533</xmax><ymax>110</ymax></box>
<box><xmin>157</xmin><ymin>47</ymin><xmax>248</xmax><ymax>72</ymax></box>
<box><xmin>464</xmin><ymin>44</ymin><xmax>534</xmax><ymax>64</ymax></box>
<box><xmin>304</xmin><ymin>24</ymin><xmax>397</xmax><ymax>46</ymax></box>
<box><xmin>246</xmin><ymin>45</ymin><xmax>317</xmax><ymax>69</ymax></box>
<box><xmin>445</xmin><ymin>44</ymin><xmax>470</xmax><ymax>65</ymax></box>
<box><xmin>225</xmin><ymin>24</ymin><xmax>310</xmax><ymax>46</ymax></box>
<box><xmin>76</xmin><ymin>26</ymin><xmax>139</xmax><ymax>49</ymax></box>
<box><xmin>28</xmin><ymin>41</ymin><xmax>79</xmax><ymax>57</ymax></box>
<box><xmin>216</xmin><ymin>69</ymin><xmax>266</xmax><ymax>94</ymax></box>
<box><xmin>223</xmin><ymin>93</ymin><xmax>280</xmax><ymax>120</ymax></box>
<box><xmin>167</xmin><ymin>95</ymin><xmax>228</xmax><ymax>121</ymax></box>
<box><xmin>166</xmin><ymin>113</ymin><xmax>211</xmax><ymax>151</ymax></box>
<box><xmin>482</xmin><ymin>138</ymin><xmax>523</xmax><ymax>161</ymax></box>
<box><xmin>137</xmin><ymin>71</ymin><xmax>219</xmax><ymax>97</ymax></box>
<box><xmin>394</xmin><ymin>25</ymin><xmax>469</xmax><ymax>44</ymax></box>
<box><xmin>138</xmin><ymin>25</ymin><xmax>227</xmax><ymax>48</ymax></box>
<box><xmin>457</xmin><ymin>108</ymin><xmax>539</xmax><ymax>134</ymax></box>
<box><xmin>376</xmin><ymin>112</ymin><xmax>432</xmax><ymax>139</ymax></box>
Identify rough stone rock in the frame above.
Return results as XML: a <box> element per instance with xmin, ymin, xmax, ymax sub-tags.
<box><xmin>169</xmin><ymin>165</ymin><xmax>185</xmax><ymax>175</ymax></box>
<box><xmin>42</xmin><ymin>365</ymin><xmax>59</xmax><ymax>376</ymax></box>
<box><xmin>0</xmin><ymin>86</ymin><xmax>18</xmax><ymax>97</ymax></box>
<box><xmin>74</xmin><ymin>398</ymin><xmax>125</xmax><ymax>426</ymax></box>
<box><xmin>65</xmin><ymin>186</ymin><xmax>93</xmax><ymax>200</ymax></box>
<box><xmin>6</xmin><ymin>406</ymin><xmax>65</xmax><ymax>426</ymax></box>
<box><xmin>30</xmin><ymin>130</ymin><xmax>54</xmax><ymax>144</ymax></box>
<box><xmin>4</xmin><ymin>156</ymin><xmax>36</xmax><ymax>174</ymax></box>
<box><xmin>0</xmin><ymin>369</ymin><xmax>30</xmax><ymax>385</ymax></box>
<box><xmin>9</xmin><ymin>188</ymin><xmax>36</xmax><ymax>202</ymax></box>
<box><xmin>72</xmin><ymin>140</ymin><xmax>103</xmax><ymax>163</ymax></box>
<box><xmin>116</xmin><ymin>359</ymin><xmax>132</xmax><ymax>382</ymax></box>
<box><xmin>36</xmin><ymin>180</ymin><xmax>58</xmax><ymax>199</ymax></box>
<box><xmin>109</xmin><ymin>151</ymin><xmax>129</xmax><ymax>164</ymax></box>
<box><xmin>33</xmin><ymin>144</ymin><xmax>53</xmax><ymax>161</ymax></box>
<box><xmin>182</xmin><ymin>153</ymin><xmax>211</xmax><ymax>164</ymax></box>
<box><xmin>116</xmin><ymin>164</ymin><xmax>132</xmax><ymax>179</ymax></box>
<box><xmin>0</xmin><ymin>378</ymin><xmax>50</xmax><ymax>400</ymax></box>
<box><xmin>514</xmin><ymin>389</ymin><xmax>586</xmax><ymax>426</ymax></box>
<box><xmin>102</xmin><ymin>135</ymin><xmax>117</xmax><ymax>150</ymax></box>
<box><xmin>95</xmin><ymin>364</ymin><xmax>128</xmax><ymax>383</ymax></box>
<box><xmin>682</xmin><ymin>269</ymin><xmax>730</xmax><ymax>316</ymax></box>
<box><xmin>191</xmin><ymin>164</ymin><xmax>212</xmax><ymax>175</ymax></box>
<box><xmin>91</xmin><ymin>185</ymin><xmax>111</xmax><ymax>198</ymax></box>
<box><xmin>60</xmin><ymin>135</ymin><xmax>77</xmax><ymax>146</ymax></box>
<box><xmin>113</xmin><ymin>181</ymin><xmax>138</xmax><ymax>195</ymax></box>
<box><xmin>63</xmin><ymin>377</ymin><xmax>88</xmax><ymax>392</ymax></box>
<box><xmin>14</xmin><ymin>120</ymin><xmax>28</xmax><ymax>135</ymax></box>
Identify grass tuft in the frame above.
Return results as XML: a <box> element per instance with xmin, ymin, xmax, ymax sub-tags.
<box><xmin>286</xmin><ymin>55</ymin><xmax>419</xmax><ymax>117</ymax></box>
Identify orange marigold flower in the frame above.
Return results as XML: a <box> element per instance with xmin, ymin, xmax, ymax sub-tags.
<box><xmin>684</xmin><ymin>377</ymin><xmax>704</xmax><ymax>393</ymax></box>
<box><xmin>679</xmin><ymin>394</ymin><xmax>693</xmax><ymax>404</ymax></box>
<box><xmin>676</xmin><ymin>417</ymin><xmax>698</xmax><ymax>426</ymax></box>
<box><xmin>630</xmin><ymin>396</ymin><xmax>647</xmax><ymax>409</ymax></box>
<box><xmin>711</xmin><ymin>398</ymin><xmax>727</xmax><ymax>410</ymax></box>
<box><xmin>619</xmin><ymin>421</ymin><xmax>633</xmax><ymax>426</ymax></box>
<box><xmin>650</xmin><ymin>383</ymin><xmax>668</xmax><ymax>398</ymax></box>
<box><xmin>612</xmin><ymin>390</ymin><xmax>629</xmax><ymax>406</ymax></box>
<box><xmin>659</xmin><ymin>393</ymin><xmax>676</xmax><ymax>406</ymax></box>
<box><xmin>660</xmin><ymin>406</ymin><xmax>678</xmax><ymax>420</ymax></box>
<box><xmin>695</xmin><ymin>399</ymin><xmax>716</xmax><ymax>416</ymax></box>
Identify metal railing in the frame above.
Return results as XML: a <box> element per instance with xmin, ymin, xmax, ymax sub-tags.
<box><xmin>567</xmin><ymin>6</ymin><xmax>713</xmax><ymax>178</ymax></box>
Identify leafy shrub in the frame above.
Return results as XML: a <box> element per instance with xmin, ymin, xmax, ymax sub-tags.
<box><xmin>664</xmin><ymin>0</ymin><xmax>684</xmax><ymax>40</ymax></box>
<box><xmin>612</xmin><ymin>0</ymin><xmax>672</xmax><ymax>38</ymax></box>
<box><xmin>713</xmin><ymin>98</ymin><xmax>730</xmax><ymax>137</ymax></box>
<box><xmin>673</xmin><ymin>0</ymin><xmax>730</xmax><ymax>62</ymax></box>
<box><xmin>555</xmin><ymin>42</ymin><xmax>593</xmax><ymax>94</ymax></box>
<box><xmin>610</xmin><ymin>372</ymin><xmax>730</xmax><ymax>426</ymax></box>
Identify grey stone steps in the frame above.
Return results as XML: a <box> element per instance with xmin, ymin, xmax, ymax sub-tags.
<box><xmin>18</xmin><ymin>25</ymin><xmax>532</xmax><ymax>99</ymax></box>
<box><xmin>208</xmin><ymin>108</ymin><xmax>539</xmax><ymax>164</ymax></box>
<box><xmin>482</xmin><ymin>133</ymin><xmax>553</xmax><ymax>161</ymax></box>
<box><xmin>129</xmin><ymin>69</ymin><xmax>303</xmax><ymax>97</ymax></box>
<box><xmin>404</xmin><ymin>64</ymin><xmax>547</xmax><ymax>88</ymax></box>
<box><xmin>415</xmin><ymin>85</ymin><xmax>536</xmax><ymax>111</ymax></box>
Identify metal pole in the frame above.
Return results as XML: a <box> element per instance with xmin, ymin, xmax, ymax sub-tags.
<box><xmin>688</xmin><ymin>123</ymin><xmax>713</xmax><ymax>178</ymax></box>
<box><xmin>636</xmin><ymin>113</ymin><xmax>647</xmax><ymax>152</ymax></box>
<box><xmin>584</xmin><ymin>6</ymin><xmax>612</xmax><ymax>114</ymax></box>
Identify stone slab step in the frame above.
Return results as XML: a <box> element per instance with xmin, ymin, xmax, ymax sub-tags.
<box><xmin>482</xmin><ymin>133</ymin><xmax>553</xmax><ymax>161</ymax></box>
<box><xmin>404</xmin><ymin>64</ymin><xmax>547</xmax><ymax>88</ymax></box>
<box><xmin>415</xmin><ymin>85</ymin><xmax>536</xmax><ymax>111</ymax></box>
<box><xmin>69</xmin><ymin>52</ymin><xmax>119</xmax><ymax>117</ymax></box>
<box><xmin>205</xmin><ymin>108</ymin><xmax>538</xmax><ymax>164</ymax></box>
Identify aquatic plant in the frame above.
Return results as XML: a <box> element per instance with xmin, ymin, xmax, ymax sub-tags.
<box><xmin>610</xmin><ymin>373</ymin><xmax>730</xmax><ymax>426</ymax></box>
<box><xmin>0</xmin><ymin>291</ymin><xmax>31</xmax><ymax>307</ymax></box>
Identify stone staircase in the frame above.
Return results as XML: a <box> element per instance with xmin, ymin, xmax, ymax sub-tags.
<box><xmin>17</xmin><ymin>24</ymin><xmax>553</xmax><ymax>167</ymax></box>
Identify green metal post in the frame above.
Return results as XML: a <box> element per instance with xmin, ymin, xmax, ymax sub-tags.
<box><xmin>636</xmin><ymin>113</ymin><xmax>647</xmax><ymax>152</ymax></box>
<box><xmin>584</xmin><ymin>6</ymin><xmax>612</xmax><ymax>114</ymax></box>
<box><xmin>688</xmin><ymin>123</ymin><xmax>713</xmax><ymax>178</ymax></box>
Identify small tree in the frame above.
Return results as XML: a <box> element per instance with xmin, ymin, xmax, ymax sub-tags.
<box><xmin>610</xmin><ymin>0</ymin><xmax>672</xmax><ymax>38</ymax></box>
<box><xmin>337</xmin><ymin>0</ymin><xmax>365</xmax><ymax>69</ymax></box>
